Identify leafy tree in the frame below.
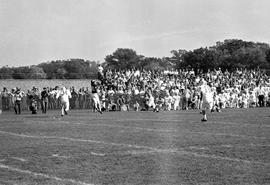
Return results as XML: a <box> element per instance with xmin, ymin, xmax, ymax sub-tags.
<box><xmin>0</xmin><ymin>66</ymin><xmax>13</xmax><ymax>79</ymax></box>
<box><xmin>28</xmin><ymin>66</ymin><xmax>47</xmax><ymax>79</ymax></box>
<box><xmin>105</xmin><ymin>48</ymin><xmax>142</xmax><ymax>70</ymax></box>
<box><xmin>170</xmin><ymin>49</ymin><xmax>187</xmax><ymax>69</ymax></box>
<box><xmin>12</xmin><ymin>67</ymin><xmax>30</xmax><ymax>79</ymax></box>
<box><xmin>139</xmin><ymin>57</ymin><xmax>164</xmax><ymax>71</ymax></box>
<box><xmin>214</xmin><ymin>40</ymin><xmax>269</xmax><ymax>70</ymax></box>
<box><xmin>38</xmin><ymin>61</ymin><xmax>64</xmax><ymax>79</ymax></box>
<box><xmin>63</xmin><ymin>59</ymin><xmax>90</xmax><ymax>79</ymax></box>
<box><xmin>266</xmin><ymin>49</ymin><xmax>270</xmax><ymax>65</ymax></box>
<box><xmin>182</xmin><ymin>47</ymin><xmax>216</xmax><ymax>72</ymax></box>
<box><xmin>56</xmin><ymin>68</ymin><xmax>67</xmax><ymax>79</ymax></box>
<box><xmin>1</xmin><ymin>39</ymin><xmax>270</xmax><ymax>79</ymax></box>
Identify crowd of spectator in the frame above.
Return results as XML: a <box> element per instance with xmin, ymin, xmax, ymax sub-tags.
<box><xmin>1</xmin><ymin>68</ymin><xmax>270</xmax><ymax>114</ymax></box>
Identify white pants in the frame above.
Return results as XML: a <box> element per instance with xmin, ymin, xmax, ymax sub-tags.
<box><xmin>92</xmin><ymin>93</ymin><xmax>101</xmax><ymax>110</ymax></box>
<box><xmin>61</xmin><ymin>100</ymin><xmax>69</xmax><ymax>115</ymax></box>
<box><xmin>148</xmin><ymin>97</ymin><xmax>156</xmax><ymax>108</ymax></box>
<box><xmin>166</xmin><ymin>103</ymin><xmax>172</xmax><ymax>111</ymax></box>
<box><xmin>173</xmin><ymin>100</ymin><xmax>179</xmax><ymax>110</ymax></box>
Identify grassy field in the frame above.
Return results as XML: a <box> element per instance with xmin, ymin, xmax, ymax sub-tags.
<box><xmin>0</xmin><ymin>108</ymin><xmax>269</xmax><ymax>185</ymax></box>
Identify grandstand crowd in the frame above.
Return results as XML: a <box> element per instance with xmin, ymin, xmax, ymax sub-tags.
<box><xmin>1</xmin><ymin>68</ymin><xmax>270</xmax><ymax>114</ymax></box>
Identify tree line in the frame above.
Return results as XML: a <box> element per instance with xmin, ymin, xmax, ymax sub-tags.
<box><xmin>0</xmin><ymin>59</ymin><xmax>98</xmax><ymax>79</ymax></box>
<box><xmin>105</xmin><ymin>39</ymin><xmax>270</xmax><ymax>72</ymax></box>
<box><xmin>1</xmin><ymin>39</ymin><xmax>270</xmax><ymax>79</ymax></box>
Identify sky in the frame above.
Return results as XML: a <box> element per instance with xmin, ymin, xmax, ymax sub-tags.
<box><xmin>0</xmin><ymin>0</ymin><xmax>270</xmax><ymax>67</ymax></box>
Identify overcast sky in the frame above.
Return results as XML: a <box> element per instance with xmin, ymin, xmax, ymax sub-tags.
<box><xmin>1</xmin><ymin>0</ymin><xmax>270</xmax><ymax>67</ymax></box>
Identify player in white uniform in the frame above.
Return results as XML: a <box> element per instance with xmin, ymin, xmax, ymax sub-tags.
<box><xmin>212</xmin><ymin>92</ymin><xmax>221</xmax><ymax>112</ymax></box>
<box><xmin>164</xmin><ymin>91</ymin><xmax>173</xmax><ymax>111</ymax></box>
<box><xmin>91</xmin><ymin>80</ymin><xmax>102</xmax><ymax>114</ymax></box>
<box><xmin>199</xmin><ymin>81</ymin><xmax>214</xmax><ymax>121</ymax></box>
<box><xmin>56</xmin><ymin>86</ymin><xmax>72</xmax><ymax>117</ymax></box>
<box><xmin>145</xmin><ymin>88</ymin><xmax>156</xmax><ymax>111</ymax></box>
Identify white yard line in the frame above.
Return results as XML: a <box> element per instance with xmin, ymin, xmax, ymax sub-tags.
<box><xmin>55</xmin><ymin>121</ymin><xmax>268</xmax><ymax>140</ymax></box>
<box><xmin>0</xmin><ymin>163</ymin><xmax>94</xmax><ymax>185</ymax></box>
<box><xmin>186</xmin><ymin>131</ymin><xmax>267</xmax><ymax>139</ymax></box>
<box><xmin>30</xmin><ymin>118</ymin><xmax>270</xmax><ymax>127</ymax></box>
<box><xmin>90</xmin><ymin>152</ymin><xmax>106</xmax><ymax>157</ymax></box>
<box><xmin>183</xmin><ymin>143</ymin><xmax>270</xmax><ymax>151</ymax></box>
<box><xmin>210</xmin><ymin>121</ymin><xmax>270</xmax><ymax>128</ymax></box>
<box><xmin>173</xmin><ymin>150</ymin><xmax>267</xmax><ymax>165</ymax></box>
<box><xmin>51</xmin><ymin>154</ymin><xmax>70</xmax><ymax>159</ymax></box>
<box><xmin>0</xmin><ymin>130</ymin><xmax>154</xmax><ymax>150</ymax></box>
<box><xmin>0</xmin><ymin>130</ymin><xmax>269</xmax><ymax>166</ymax></box>
<box><xmin>11</xmin><ymin>157</ymin><xmax>27</xmax><ymax>162</ymax></box>
<box><xmin>116</xmin><ymin>148</ymin><xmax>269</xmax><ymax>165</ymax></box>
<box><xmin>25</xmin><ymin>119</ymin><xmax>269</xmax><ymax>139</ymax></box>
<box><xmin>209</xmin><ymin>143</ymin><xmax>270</xmax><ymax>149</ymax></box>
<box><xmin>115</xmin><ymin>118</ymin><xmax>270</xmax><ymax>127</ymax></box>
<box><xmin>188</xmin><ymin>146</ymin><xmax>210</xmax><ymax>150</ymax></box>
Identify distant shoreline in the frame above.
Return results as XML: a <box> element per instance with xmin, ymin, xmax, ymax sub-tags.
<box><xmin>0</xmin><ymin>79</ymin><xmax>92</xmax><ymax>91</ymax></box>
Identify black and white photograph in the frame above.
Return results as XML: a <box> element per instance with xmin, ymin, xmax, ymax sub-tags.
<box><xmin>0</xmin><ymin>0</ymin><xmax>270</xmax><ymax>184</ymax></box>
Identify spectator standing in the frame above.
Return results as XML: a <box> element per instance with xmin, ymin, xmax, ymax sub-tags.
<box><xmin>1</xmin><ymin>87</ymin><xmax>10</xmax><ymax>111</ymax></box>
<box><xmin>70</xmin><ymin>87</ymin><xmax>78</xmax><ymax>109</ymax></box>
<box><xmin>182</xmin><ymin>87</ymin><xmax>191</xmax><ymax>110</ymax></box>
<box><xmin>41</xmin><ymin>87</ymin><xmax>49</xmax><ymax>113</ymax></box>
<box><xmin>0</xmin><ymin>90</ymin><xmax>2</xmax><ymax>114</ymax></box>
<box><xmin>257</xmin><ymin>85</ymin><xmax>265</xmax><ymax>107</ymax></box>
<box><xmin>97</xmin><ymin>64</ymin><xmax>104</xmax><ymax>84</ymax></box>
<box><xmin>78</xmin><ymin>88</ymin><xmax>85</xmax><ymax>109</ymax></box>
<box><xmin>13</xmin><ymin>88</ymin><xmax>24</xmax><ymax>114</ymax></box>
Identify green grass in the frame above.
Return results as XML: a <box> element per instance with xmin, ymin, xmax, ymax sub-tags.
<box><xmin>0</xmin><ymin>108</ymin><xmax>269</xmax><ymax>185</ymax></box>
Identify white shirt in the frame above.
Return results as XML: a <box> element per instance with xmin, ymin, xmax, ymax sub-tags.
<box><xmin>56</xmin><ymin>89</ymin><xmax>71</xmax><ymax>103</ymax></box>
<box><xmin>200</xmin><ymin>84</ymin><xmax>213</xmax><ymax>102</ymax></box>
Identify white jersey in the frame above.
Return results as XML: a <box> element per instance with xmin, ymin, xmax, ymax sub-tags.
<box><xmin>56</xmin><ymin>88</ymin><xmax>71</xmax><ymax>103</ymax></box>
<box><xmin>200</xmin><ymin>85</ymin><xmax>213</xmax><ymax>103</ymax></box>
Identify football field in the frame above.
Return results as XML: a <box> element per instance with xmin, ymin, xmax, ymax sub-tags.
<box><xmin>0</xmin><ymin>108</ymin><xmax>269</xmax><ymax>185</ymax></box>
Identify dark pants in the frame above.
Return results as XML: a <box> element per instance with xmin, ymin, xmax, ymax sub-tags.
<box><xmin>42</xmin><ymin>100</ymin><xmax>48</xmax><ymax>113</ymax></box>
<box><xmin>14</xmin><ymin>100</ymin><xmax>21</xmax><ymax>114</ymax></box>
<box><xmin>258</xmin><ymin>95</ymin><xmax>264</xmax><ymax>107</ymax></box>
<box><xmin>182</xmin><ymin>97</ymin><xmax>190</xmax><ymax>110</ymax></box>
<box><xmin>0</xmin><ymin>96</ymin><xmax>2</xmax><ymax>111</ymax></box>
<box><xmin>2</xmin><ymin>97</ymin><xmax>10</xmax><ymax>110</ymax></box>
<box><xmin>70</xmin><ymin>98</ymin><xmax>76</xmax><ymax>109</ymax></box>
<box><xmin>79</xmin><ymin>96</ymin><xmax>85</xmax><ymax>109</ymax></box>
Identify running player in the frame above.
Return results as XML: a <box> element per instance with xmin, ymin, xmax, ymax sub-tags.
<box><xmin>145</xmin><ymin>88</ymin><xmax>156</xmax><ymax>111</ymax></box>
<box><xmin>91</xmin><ymin>80</ymin><xmax>102</xmax><ymax>114</ymax></box>
<box><xmin>199</xmin><ymin>80</ymin><xmax>214</xmax><ymax>122</ymax></box>
<box><xmin>56</xmin><ymin>86</ymin><xmax>72</xmax><ymax>117</ymax></box>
